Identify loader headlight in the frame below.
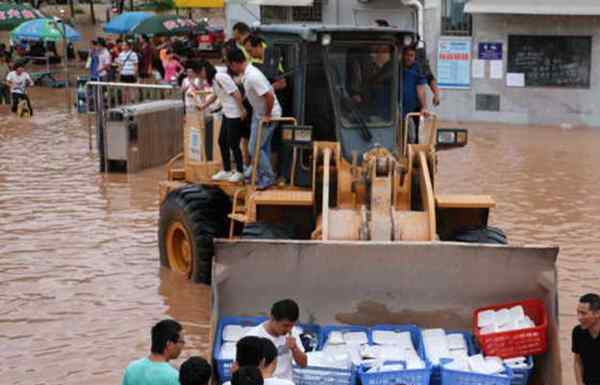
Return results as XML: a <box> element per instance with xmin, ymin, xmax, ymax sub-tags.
<box><xmin>403</xmin><ymin>35</ymin><xmax>414</xmax><ymax>47</ymax></box>
<box><xmin>322</xmin><ymin>34</ymin><xmax>332</xmax><ymax>46</ymax></box>
<box><xmin>436</xmin><ymin>128</ymin><xmax>468</xmax><ymax>150</ymax></box>
<box><xmin>437</xmin><ymin>131</ymin><xmax>455</xmax><ymax>144</ymax></box>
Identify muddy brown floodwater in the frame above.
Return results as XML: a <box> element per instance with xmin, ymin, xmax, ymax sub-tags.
<box><xmin>1</xmin><ymin>88</ymin><xmax>599</xmax><ymax>385</ymax></box>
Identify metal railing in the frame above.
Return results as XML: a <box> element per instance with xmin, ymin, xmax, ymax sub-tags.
<box><xmin>84</xmin><ymin>81</ymin><xmax>183</xmax><ymax>169</ymax></box>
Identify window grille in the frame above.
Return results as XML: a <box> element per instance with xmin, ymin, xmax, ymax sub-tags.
<box><xmin>441</xmin><ymin>0</ymin><xmax>472</xmax><ymax>36</ymax></box>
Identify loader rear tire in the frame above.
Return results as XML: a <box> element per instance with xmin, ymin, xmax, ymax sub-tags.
<box><xmin>158</xmin><ymin>185</ymin><xmax>230</xmax><ymax>284</ymax></box>
<box><xmin>453</xmin><ymin>226</ymin><xmax>507</xmax><ymax>244</ymax></box>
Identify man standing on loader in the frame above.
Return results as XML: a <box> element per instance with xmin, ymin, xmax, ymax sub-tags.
<box><xmin>232</xmin><ymin>22</ymin><xmax>251</xmax><ymax>61</ymax></box>
<box><xmin>227</xmin><ymin>48</ymin><xmax>282</xmax><ymax>190</ymax></box>
<box><xmin>401</xmin><ymin>45</ymin><xmax>429</xmax><ymax>143</ymax></box>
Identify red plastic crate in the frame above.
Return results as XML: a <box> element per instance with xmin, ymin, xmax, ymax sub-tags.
<box><xmin>473</xmin><ymin>299</ymin><xmax>548</xmax><ymax>358</ymax></box>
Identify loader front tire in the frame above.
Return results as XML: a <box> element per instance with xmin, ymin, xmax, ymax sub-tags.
<box><xmin>453</xmin><ymin>226</ymin><xmax>507</xmax><ymax>244</ymax></box>
<box><xmin>158</xmin><ymin>186</ymin><xmax>230</xmax><ymax>284</ymax></box>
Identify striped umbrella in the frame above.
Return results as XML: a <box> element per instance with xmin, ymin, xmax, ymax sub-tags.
<box><xmin>129</xmin><ymin>14</ymin><xmax>200</xmax><ymax>36</ymax></box>
<box><xmin>0</xmin><ymin>2</ymin><xmax>46</xmax><ymax>31</ymax></box>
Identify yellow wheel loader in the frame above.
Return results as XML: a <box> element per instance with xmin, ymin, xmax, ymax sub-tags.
<box><xmin>158</xmin><ymin>25</ymin><xmax>561</xmax><ymax>384</ymax></box>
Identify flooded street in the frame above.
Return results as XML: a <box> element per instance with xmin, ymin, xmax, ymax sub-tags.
<box><xmin>1</xmin><ymin>88</ymin><xmax>599</xmax><ymax>385</ymax></box>
<box><xmin>0</xmin><ymin>89</ymin><xmax>211</xmax><ymax>385</ymax></box>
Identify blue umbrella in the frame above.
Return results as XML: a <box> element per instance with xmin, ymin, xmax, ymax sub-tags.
<box><xmin>10</xmin><ymin>18</ymin><xmax>81</xmax><ymax>42</ymax></box>
<box><xmin>103</xmin><ymin>12</ymin><xmax>153</xmax><ymax>34</ymax></box>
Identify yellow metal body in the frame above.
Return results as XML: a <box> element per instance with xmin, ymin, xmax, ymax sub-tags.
<box><xmin>160</xmin><ymin>112</ymin><xmax>495</xmax><ymax>241</ymax></box>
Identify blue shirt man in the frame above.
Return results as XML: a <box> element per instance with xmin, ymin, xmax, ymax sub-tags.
<box><xmin>400</xmin><ymin>46</ymin><xmax>428</xmax><ymax>143</ymax></box>
<box><xmin>400</xmin><ymin>46</ymin><xmax>428</xmax><ymax>118</ymax></box>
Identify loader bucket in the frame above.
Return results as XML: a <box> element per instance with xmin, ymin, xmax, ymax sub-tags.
<box><xmin>211</xmin><ymin>240</ymin><xmax>560</xmax><ymax>385</ymax></box>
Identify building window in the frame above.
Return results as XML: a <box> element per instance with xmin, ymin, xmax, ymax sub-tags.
<box><xmin>261</xmin><ymin>6</ymin><xmax>289</xmax><ymax>24</ymax></box>
<box><xmin>441</xmin><ymin>0</ymin><xmax>472</xmax><ymax>36</ymax></box>
<box><xmin>292</xmin><ymin>0</ymin><xmax>323</xmax><ymax>22</ymax></box>
<box><xmin>261</xmin><ymin>0</ymin><xmax>323</xmax><ymax>24</ymax></box>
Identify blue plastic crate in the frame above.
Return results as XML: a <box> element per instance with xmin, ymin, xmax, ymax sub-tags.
<box><xmin>471</xmin><ymin>336</ymin><xmax>533</xmax><ymax>385</ymax></box>
<box><xmin>440</xmin><ymin>361</ymin><xmax>513</xmax><ymax>385</ymax></box>
<box><xmin>359</xmin><ymin>360</ymin><xmax>432</xmax><ymax>385</ymax></box>
<box><xmin>212</xmin><ymin>316</ymin><xmax>268</xmax><ymax>383</ymax></box>
<box><xmin>426</xmin><ymin>330</ymin><xmax>476</xmax><ymax>385</ymax></box>
<box><xmin>508</xmin><ymin>356</ymin><xmax>533</xmax><ymax>385</ymax></box>
<box><xmin>318</xmin><ymin>324</ymin><xmax>371</xmax><ymax>349</ymax></box>
<box><xmin>294</xmin><ymin>364</ymin><xmax>357</xmax><ymax>385</ymax></box>
<box><xmin>371</xmin><ymin>324</ymin><xmax>425</xmax><ymax>358</ymax></box>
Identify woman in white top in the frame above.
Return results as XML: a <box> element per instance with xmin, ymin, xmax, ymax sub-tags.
<box><xmin>197</xmin><ymin>61</ymin><xmax>247</xmax><ymax>183</ymax></box>
<box><xmin>181</xmin><ymin>67</ymin><xmax>202</xmax><ymax>108</ymax></box>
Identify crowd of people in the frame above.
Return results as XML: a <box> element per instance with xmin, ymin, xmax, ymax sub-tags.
<box><xmin>85</xmin><ymin>35</ymin><xmax>187</xmax><ymax>84</ymax></box>
<box><xmin>122</xmin><ymin>299</ymin><xmax>307</xmax><ymax>385</ymax></box>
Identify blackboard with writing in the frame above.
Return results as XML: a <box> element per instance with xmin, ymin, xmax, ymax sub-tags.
<box><xmin>507</xmin><ymin>35</ymin><xmax>591</xmax><ymax>88</ymax></box>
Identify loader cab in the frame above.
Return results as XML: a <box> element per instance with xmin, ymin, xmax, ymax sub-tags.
<box><xmin>254</xmin><ymin>25</ymin><xmax>418</xmax><ymax>164</ymax></box>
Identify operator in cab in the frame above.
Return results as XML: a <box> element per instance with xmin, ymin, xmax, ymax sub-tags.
<box><xmin>244</xmin><ymin>299</ymin><xmax>307</xmax><ymax>382</ymax></box>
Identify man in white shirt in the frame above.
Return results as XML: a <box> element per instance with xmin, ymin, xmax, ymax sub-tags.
<box><xmin>117</xmin><ymin>40</ymin><xmax>139</xmax><ymax>83</ymax></box>
<box><xmin>6</xmin><ymin>62</ymin><xmax>33</xmax><ymax>116</ymax></box>
<box><xmin>244</xmin><ymin>299</ymin><xmax>307</xmax><ymax>382</ymax></box>
<box><xmin>227</xmin><ymin>48</ymin><xmax>282</xmax><ymax>190</ymax></box>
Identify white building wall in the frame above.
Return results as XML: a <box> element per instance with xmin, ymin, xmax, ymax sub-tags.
<box><xmin>331</xmin><ymin>0</ymin><xmax>416</xmax><ymax>29</ymax></box>
<box><xmin>224</xmin><ymin>3</ymin><xmax>260</xmax><ymax>37</ymax></box>
<box><xmin>224</xmin><ymin>0</ymin><xmax>417</xmax><ymax>36</ymax></box>
<box><xmin>423</xmin><ymin>1</ymin><xmax>600</xmax><ymax>127</ymax></box>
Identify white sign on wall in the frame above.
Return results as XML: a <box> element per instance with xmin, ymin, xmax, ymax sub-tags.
<box><xmin>437</xmin><ymin>37</ymin><xmax>472</xmax><ymax>89</ymax></box>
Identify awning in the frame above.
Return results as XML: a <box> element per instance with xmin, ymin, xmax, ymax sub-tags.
<box><xmin>175</xmin><ymin>0</ymin><xmax>224</xmax><ymax>7</ymax></box>
<box><xmin>464</xmin><ymin>0</ymin><xmax>600</xmax><ymax>15</ymax></box>
<box><xmin>224</xmin><ymin>0</ymin><xmax>313</xmax><ymax>6</ymax></box>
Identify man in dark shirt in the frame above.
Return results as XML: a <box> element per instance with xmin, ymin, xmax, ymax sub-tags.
<box><xmin>418</xmin><ymin>57</ymin><xmax>441</xmax><ymax>107</ymax></box>
<box><xmin>573</xmin><ymin>293</ymin><xmax>600</xmax><ymax>385</ymax></box>
<box><xmin>400</xmin><ymin>45</ymin><xmax>428</xmax><ymax>143</ymax></box>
